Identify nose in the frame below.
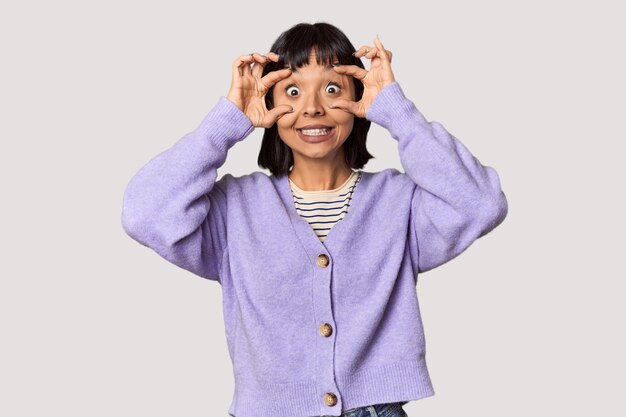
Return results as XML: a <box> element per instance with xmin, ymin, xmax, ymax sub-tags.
<box><xmin>303</xmin><ymin>93</ymin><xmax>325</xmax><ymax>116</ymax></box>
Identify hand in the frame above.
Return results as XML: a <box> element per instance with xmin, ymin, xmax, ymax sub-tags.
<box><xmin>226</xmin><ymin>52</ymin><xmax>294</xmax><ymax>128</ymax></box>
<box><xmin>330</xmin><ymin>35</ymin><xmax>396</xmax><ymax>118</ymax></box>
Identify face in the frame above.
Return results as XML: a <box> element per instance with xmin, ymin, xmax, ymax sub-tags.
<box><xmin>272</xmin><ymin>51</ymin><xmax>356</xmax><ymax>165</ymax></box>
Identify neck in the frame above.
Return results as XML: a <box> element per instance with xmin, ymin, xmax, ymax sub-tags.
<box><xmin>288</xmin><ymin>163</ymin><xmax>353</xmax><ymax>192</ymax></box>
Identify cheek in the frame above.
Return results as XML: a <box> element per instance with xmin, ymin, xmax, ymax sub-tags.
<box><xmin>275</xmin><ymin>114</ymin><xmax>295</xmax><ymax>132</ymax></box>
<box><xmin>335</xmin><ymin>112</ymin><xmax>355</xmax><ymax>129</ymax></box>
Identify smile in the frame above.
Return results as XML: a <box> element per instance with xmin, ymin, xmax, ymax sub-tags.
<box><xmin>297</xmin><ymin>127</ymin><xmax>335</xmax><ymax>143</ymax></box>
<box><xmin>300</xmin><ymin>128</ymin><xmax>330</xmax><ymax>136</ymax></box>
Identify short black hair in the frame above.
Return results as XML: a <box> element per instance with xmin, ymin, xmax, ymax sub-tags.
<box><xmin>258</xmin><ymin>22</ymin><xmax>374</xmax><ymax>177</ymax></box>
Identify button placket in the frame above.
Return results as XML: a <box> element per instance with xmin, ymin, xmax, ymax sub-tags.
<box><xmin>315</xmin><ymin>252</ymin><xmax>342</xmax><ymax>412</ymax></box>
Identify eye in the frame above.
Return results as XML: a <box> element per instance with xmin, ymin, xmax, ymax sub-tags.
<box><xmin>326</xmin><ymin>82</ymin><xmax>342</xmax><ymax>94</ymax></box>
<box><xmin>286</xmin><ymin>85</ymin><xmax>299</xmax><ymax>97</ymax></box>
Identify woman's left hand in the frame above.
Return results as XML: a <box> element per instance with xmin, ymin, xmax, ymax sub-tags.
<box><xmin>330</xmin><ymin>35</ymin><xmax>396</xmax><ymax>118</ymax></box>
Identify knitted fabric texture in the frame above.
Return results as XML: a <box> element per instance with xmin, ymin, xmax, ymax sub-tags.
<box><xmin>122</xmin><ymin>82</ymin><xmax>508</xmax><ymax>417</ymax></box>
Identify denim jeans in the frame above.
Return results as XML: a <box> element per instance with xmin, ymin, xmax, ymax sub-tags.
<box><xmin>230</xmin><ymin>401</ymin><xmax>409</xmax><ymax>417</ymax></box>
<box><xmin>322</xmin><ymin>401</ymin><xmax>409</xmax><ymax>417</ymax></box>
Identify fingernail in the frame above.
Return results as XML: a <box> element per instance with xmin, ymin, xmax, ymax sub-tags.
<box><xmin>351</xmin><ymin>51</ymin><xmax>356</xmax><ymax>56</ymax></box>
<box><xmin>288</xmin><ymin>108</ymin><xmax>295</xmax><ymax>113</ymax></box>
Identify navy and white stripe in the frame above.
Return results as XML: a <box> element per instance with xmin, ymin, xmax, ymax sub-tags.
<box><xmin>289</xmin><ymin>171</ymin><xmax>363</xmax><ymax>243</ymax></box>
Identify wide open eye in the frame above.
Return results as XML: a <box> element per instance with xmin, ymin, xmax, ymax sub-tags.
<box><xmin>286</xmin><ymin>85</ymin><xmax>299</xmax><ymax>97</ymax></box>
<box><xmin>326</xmin><ymin>82</ymin><xmax>342</xmax><ymax>94</ymax></box>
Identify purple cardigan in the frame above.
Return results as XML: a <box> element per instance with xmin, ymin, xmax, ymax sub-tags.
<box><xmin>121</xmin><ymin>82</ymin><xmax>508</xmax><ymax>417</ymax></box>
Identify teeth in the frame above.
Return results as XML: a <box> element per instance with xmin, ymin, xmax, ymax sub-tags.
<box><xmin>300</xmin><ymin>128</ymin><xmax>330</xmax><ymax>136</ymax></box>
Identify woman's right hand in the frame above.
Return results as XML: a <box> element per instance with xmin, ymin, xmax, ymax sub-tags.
<box><xmin>226</xmin><ymin>52</ymin><xmax>294</xmax><ymax>128</ymax></box>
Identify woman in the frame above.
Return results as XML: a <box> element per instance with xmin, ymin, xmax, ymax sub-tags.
<box><xmin>122</xmin><ymin>22</ymin><xmax>508</xmax><ymax>417</ymax></box>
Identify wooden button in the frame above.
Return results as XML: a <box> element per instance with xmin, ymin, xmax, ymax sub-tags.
<box><xmin>324</xmin><ymin>392</ymin><xmax>337</xmax><ymax>406</ymax></box>
<box><xmin>316</xmin><ymin>254</ymin><xmax>329</xmax><ymax>268</ymax></box>
<box><xmin>319</xmin><ymin>323</ymin><xmax>333</xmax><ymax>337</ymax></box>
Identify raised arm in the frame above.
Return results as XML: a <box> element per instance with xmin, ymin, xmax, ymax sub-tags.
<box><xmin>121</xmin><ymin>51</ymin><xmax>294</xmax><ymax>281</ymax></box>
<box><xmin>121</xmin><ymin>97</ymin><xmax>254</xmax><ymax>281</ymax></box>
<box><xmin>331</xmin><ymin>37</ymin><xmax>508</xmax><ymax>273</ymax></box>
<box><xmin>366</xmin><ymin>82</ymin><xmax>508</xmax><ymax>273</ymax></box>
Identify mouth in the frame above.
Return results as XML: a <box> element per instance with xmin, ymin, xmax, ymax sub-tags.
<box><xmin>296</xmin><ymin>126</ymin><xmax>335</xmax><ymax>143</ymax></box>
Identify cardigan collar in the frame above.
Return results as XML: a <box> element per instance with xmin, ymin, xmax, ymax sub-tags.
<box><xmin>271</xmin><ymin>170</ymin><xmax>371</xmax><ymax>257</ymax></box>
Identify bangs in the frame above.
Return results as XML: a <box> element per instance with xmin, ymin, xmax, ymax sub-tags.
<box><xmin>263</xmin><ymin>23</ymin><xmax>358</xmax><ymax>75</ymax></box>
<box><xmin>278</xmin><ymin>43</ymin><xmax>344</xmax><ymax>70</ymax></box>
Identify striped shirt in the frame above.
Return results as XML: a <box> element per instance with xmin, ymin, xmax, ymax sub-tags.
<box><xmin>288</xmin><ymin>170</ymin><xmax>363</xmax><ymax>243</ymax></box>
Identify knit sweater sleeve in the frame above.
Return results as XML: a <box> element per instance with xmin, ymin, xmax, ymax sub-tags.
<box><xmin>366</xmin><ymin>82</ymin><xmax>508</xmax><ymax>273</ymax></box>
<box><xmin>121</xmin><ymin>96</ymin><xmax>254</xmax><ymax>281</ymax></box>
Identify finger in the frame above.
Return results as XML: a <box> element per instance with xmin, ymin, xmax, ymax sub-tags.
<box><xmin>364</xmin><ymin>47</ymin><xmax>377</xmax><ymax>60</ymax></box>
<box><xmin>353</xmin><ymin>45</ymin><xmax>374</xmax><ymax>58</ymax></box>
<box><xmin>250</xmin><ymin>52</ymin><xmax>271</xmax><ymax>78</ymax></box>
<box><xmin>242</xmin><ymin>53</ymin><xmax>259</xmax><ymax>76</ymax></box>
<box><xmin>264</xmin><ymin>104</ymin><xmax>294</xmax><ymax>127</ymax></box>
<box><xmin>232</xmin><ymin>54</ymin><xmax>256</xmax><ymax>69</ymax></box>
<box><xmin>373</xmin><ymin>36</ymin><xmax>392</xmax><ymax>63</ymax></box>
<box><xmin>364</xmin><ymin>47</ymin><xmax>387</xmax><ymax>60</ymax></box>
<box><xmin>364</xmin><ymin>47</ymin><xmax>393</xmax><ymax>65</ymax></box>
<box><xmin>332</xmin><ymin>64</ymin><xmax>368</xmax><ymax>80</ymax></box>
<box><xmin>329</xmin><ymin>99</ymin><xmax>363</xmax><ymax>118</ymax></box>
<box><xmin>233</xmin><ymin>54</ymin><xmax>256</xmax><ymax>78</ymax></box>
<box><xmin>266</xmin><ymin>51</ymin><xmax>280</xmax><ymax>62</ymax></box>
<box><xmin>261</xmin><ymin>67</ymin><xmax>293</xmax><ymax>90</ymax></box>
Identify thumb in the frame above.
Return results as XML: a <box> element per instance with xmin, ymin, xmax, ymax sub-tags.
<box><xmin>330</xmin><ymin>99</ymin><xmax>362</xmax><ymax>117</ymax></box>
<box><xmin>264</xmin><ymin>105</ymin><xmax>294</xmax><ymax>127</ymax></box>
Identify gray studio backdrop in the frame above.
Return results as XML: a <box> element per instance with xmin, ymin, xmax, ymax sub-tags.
<box><xmin>1</xmin><ymin>1</ymin><xmax>624</xmax><ymax>416</ymax></box>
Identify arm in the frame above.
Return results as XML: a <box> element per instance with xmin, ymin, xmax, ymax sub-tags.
<box><xmin>121</xmin><ymin>96</ymin><xmax>254</xmax><ymax>281</ymax></box>
<box><xmin>366</xmin><ymin>82</ymin><xmax>508</xmax><ymax>273</ymax></box>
